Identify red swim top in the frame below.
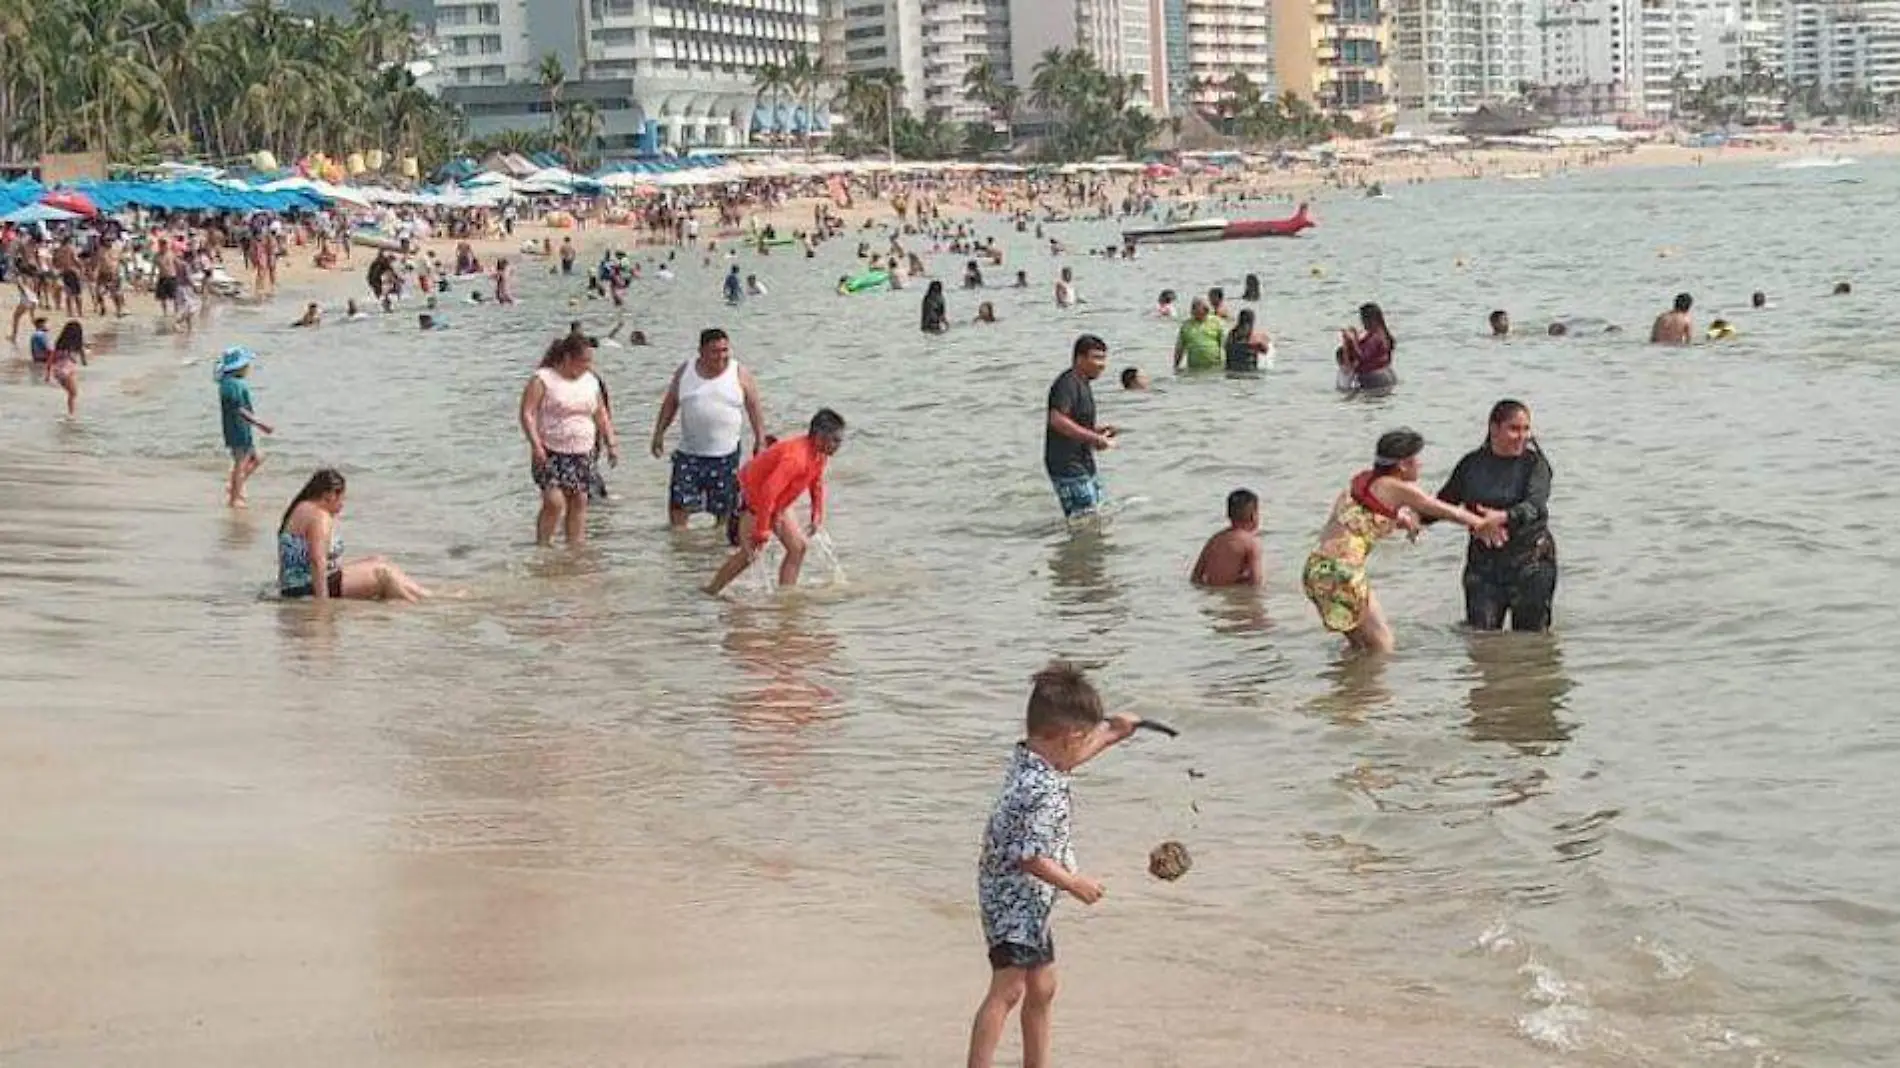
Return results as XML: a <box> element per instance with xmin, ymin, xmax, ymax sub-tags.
<box><xmin>1349</xmin><ymin>469</ymin><xmax>1402</xmax><ymax>519</ymax></box>
<box><xmin>1349</xmin><ymin>330</ymin><xmax>1392</xmax><ymax>374</ymax></box>
<box><xmin>738</xmin><ymin>434</ymin><xmax>828</xmax><ymax>546</ymax></box>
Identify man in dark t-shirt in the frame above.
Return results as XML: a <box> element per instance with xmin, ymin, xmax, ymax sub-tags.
<box><xmin>1044</xmin><ymin>334</ymin><xmax>1116</xmax><ymax>518</ymax></box>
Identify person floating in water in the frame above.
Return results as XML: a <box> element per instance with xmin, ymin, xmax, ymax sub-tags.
<box><xmin>1120</xmin><ymin>367</ymin><xmax>1149</xmax><ymax>391</ymax></box>
<box><xmin>705</xmin><ymin>408</ymin><xmax>846</xmax><ymax>596</ymax></box>
<box><xmin>1191</xmin><ymin>489</ymin><xmax>1264</xmax><ymax>587</ymax></box>
<box><xmin>974</xmin><ymin>301</ymin><xmax>997</xmax><ymax>324</ymax></box>
<box><xmin>292</xmin><ymin>302</ymin><xmax>321</xmax><ymax>327</ymax></box>
<box><xmin>746</xmin><ymin>274</ymin><xmax>767</xmax><ymax>297</ymax></box>
<box><xmin>1650</xmin><ymin>292</ymin><xmax>1694</xmax><ymax>345</ymax></box>
<box><xmin>1488</xmin><ymin>309</ymin><xmax>1511</xmax><ymax>337</ymax></box>
<box><xmin>1751</xmin><ymin>291</ymin><xmax>1768</xmax><ymax>309</ymax></box>
<box><xmin>216</xmin><ymin>347</ymin><xmax>273</xmax><ymax>508</ymax></box>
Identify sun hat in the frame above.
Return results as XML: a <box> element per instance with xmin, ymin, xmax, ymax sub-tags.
<box><xmin>215</xmin><ymin>346</ymin><xmax>256</xmax><ymax>378</ymax></box>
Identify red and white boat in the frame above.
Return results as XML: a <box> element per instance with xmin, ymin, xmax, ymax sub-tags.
<box><xmin>1221</xmin><ymin>203</ymin><xmax>1313</xmax><ymax>240</ymax></box>
<box><xmin>1123</xmin><ymin>203</ymin><xmax>1314</xmax><ymax>245</ymax></box>
<box><xmin>1120</xmin><ymin>217</ymin><xmax>1228</xmax><ymax>245</ymax></box>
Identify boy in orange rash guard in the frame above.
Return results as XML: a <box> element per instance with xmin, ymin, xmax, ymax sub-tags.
<box><xmin>706</xmin><ymin>408</ymin><xmax>847</xmax><ymax>595</ymax></box>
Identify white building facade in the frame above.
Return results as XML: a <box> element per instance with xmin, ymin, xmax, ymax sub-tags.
<box><xmin>1391</xmin><ymin>0</ymin><xmax>1541</xmax><ymax>118</ymax></box>
<box><xmin>1010</xmin><ymin>0</ymin><xmax>1159</xmax><ymax>107</ymax></box>
<box><xmin>1181</xmin><ymin>0</ymin><xmax>1274</xmax><ymax>108</ymax></box>
<box><xmin>1785</xmin><ymin>0</ymin><xmax>1900</xmax><ymax>98</ymax></box>
<box><xmin>436</xmin><ymin>0</ymin><xmax>824</xmax><ymax>151</ymax></box>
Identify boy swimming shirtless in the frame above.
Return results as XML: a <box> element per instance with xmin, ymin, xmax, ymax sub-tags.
<box><xmin>1190</xmin><ymin>489</ymin><xmax>1263</xmax><ymax>587</ymax></box>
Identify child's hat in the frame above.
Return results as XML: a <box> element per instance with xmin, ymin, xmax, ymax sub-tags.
<box><xmin>215</xmin><ymin>346</ymin><xmax>255</xmax><ymax>377</ymax></box>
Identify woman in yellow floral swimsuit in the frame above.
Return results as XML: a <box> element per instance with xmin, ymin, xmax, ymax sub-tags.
<box><xmin>1304</xmin><ymin>429</ymin><xmax>1507</xmax><ymax>653</ymax></box>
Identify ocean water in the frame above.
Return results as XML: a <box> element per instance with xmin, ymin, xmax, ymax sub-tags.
<box><xmin>3</xmin><ymin>157</ymin><xmax>1896</xmax><ymax>1066</ymax></box>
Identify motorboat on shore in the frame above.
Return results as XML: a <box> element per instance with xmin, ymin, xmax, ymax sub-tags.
<box><xmin>1123</xmin><ymin>203</ymin><xmax>1314</xmax><ymax>246</ymax></box>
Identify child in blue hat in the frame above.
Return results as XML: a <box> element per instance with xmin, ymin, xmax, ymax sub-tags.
<box><xmin>216</xmin><ymin>347</ymin><xmax>274</xmax><ymax>508</ymax></box>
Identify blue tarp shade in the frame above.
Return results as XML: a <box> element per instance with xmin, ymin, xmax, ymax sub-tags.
<box><xmin>0</xmin><ymin>177</ymin><xmax>325</xmax><ymax>215</ymax></box>
<box><xmin>1</xmin><ymin>203</ymin><xmax>81</xmax><ymax>224</ymax></box>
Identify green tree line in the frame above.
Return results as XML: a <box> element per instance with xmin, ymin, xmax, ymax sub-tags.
<box><xmin>0</xmin><ymin>0</ymin><xmax>463</xmax><ymax>170</ymax></box>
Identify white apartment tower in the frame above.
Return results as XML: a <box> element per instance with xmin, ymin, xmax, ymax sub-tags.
<box><xmin>1392</xmin><ymin>0</ymin><xmax>1541</xmax><ymax>118</ymax></box>
<box><xmin>1011</xmin><ymin>0</ymin><xmax>1159</xmax><ymax>107</ymax></box>
<box><xmin>1538</xmin><ymin>0</ymin><xmax>1744</xmax><ymax>120</ymax></box>
<box><xmin>1182</xmin><ymin>0</ymin><xmax>1274</xmax><ymax>108</ymax></box>
<box><xmin>435</xmin><ymin>0</ymin><xmax>823</xmax><ymax>150</ymax></box>
<box><xmin>838</xmin><ymin>0</ymin><xmax>996</xmax><ymax>121</ymax></box>
<box><xmin>1785</xmin><ymin>0</ymin><xmax>1900</xmax><ymax>98</ymax></box>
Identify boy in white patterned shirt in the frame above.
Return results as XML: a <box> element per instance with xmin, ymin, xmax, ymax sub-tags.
<box><xmin>966</xmin><ymin>661</ymin><xmax>1138</xmax><ymax>1068</ymax></box>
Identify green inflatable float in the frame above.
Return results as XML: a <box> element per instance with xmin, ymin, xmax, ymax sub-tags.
<box><xmin>841</xmin><ymin>270</ymin><xmax>890</xmax><ymax>293</ymax></box>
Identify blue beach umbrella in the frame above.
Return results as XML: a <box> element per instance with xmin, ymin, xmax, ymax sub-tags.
<box><xmin>1</xmin><ymin>203</ymin><xmax>82</xmax><ymax>224</ymax></box>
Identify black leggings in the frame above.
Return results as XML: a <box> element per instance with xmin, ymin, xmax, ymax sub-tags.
<box><xmin>1462</xmin><ymin>545</ymin><xmax>1557</xmax><ymax>632</ymax></box>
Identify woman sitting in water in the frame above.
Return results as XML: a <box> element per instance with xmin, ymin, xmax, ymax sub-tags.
<box><xmin>278</xmin><ymin>468</ymin><xmax>427</xmax><ymax>602</ymax></box>
<box><xmin>1224</xmin><ymin>308</ymin><xmax>1274</xmax><ymax>372</ymax></box>
<box><xmin>1303</xmin><ymin>429</ymin><xmax>1506</xmax><ymax>653</ymax></box>
<box><xmin>1338</xmin><ymin>302</ymin><xmax>1396</xmax><ymax>393</ymax></box>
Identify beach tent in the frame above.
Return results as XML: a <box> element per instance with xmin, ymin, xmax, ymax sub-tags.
<box><xmin>2</xmin><ymin>203</ymin><xmax>81</xmax><ymax>224</ymax></box>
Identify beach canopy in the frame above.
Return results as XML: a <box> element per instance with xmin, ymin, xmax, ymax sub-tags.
<box><xmin>1</xmin><ymin>203</ymin><xmax>80</xmax><ymax>224</ymax></box>
<box><xmin>41</xmin><ymin>190</ymin><xmax>99</xmax><ymax>217</ymax></box>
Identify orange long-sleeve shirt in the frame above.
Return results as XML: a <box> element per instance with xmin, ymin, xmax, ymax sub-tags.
<box><xmin>739</xmin><ymin>434</ymin><xmax>828</xmax><ymax>546</ymax></box>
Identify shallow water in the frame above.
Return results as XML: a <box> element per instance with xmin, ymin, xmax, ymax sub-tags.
<box><xmin>4</xmin><ymin>158</ymin><xmax>1898</xmax><ymax>1066</ymax></box>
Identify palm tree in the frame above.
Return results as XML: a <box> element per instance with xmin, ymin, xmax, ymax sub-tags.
<box><xmin>784</xmin><ymin>50</ymin><xmax>829</xmax><ymax>158</ymax></box>
<box><xmin>537</xmin><ymin>52</ymin><xmax>567</xmax><ymax>137</ymax></box>
<box><xmin>754</xmin><ymin>61</ymin><xmax>790</xmax><ymax>148</ymax></box>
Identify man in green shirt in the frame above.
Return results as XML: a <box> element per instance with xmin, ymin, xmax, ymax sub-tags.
<box><xmin>1173</xmin><ymin>297</ymin><xmax>1226</xmax><ymax>372</ymax></box>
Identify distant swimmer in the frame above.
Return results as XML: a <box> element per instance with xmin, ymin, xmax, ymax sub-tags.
<box><xmin>1156</xmin><ymin>289</ymin><xmax>1177</xmax><ymax>318</ymax></box>
<box><xmin>746</xmin><ymin>274</ymin><xmax>767</xmax><ymax>297</ymax></box>
<box><xmin>1173</xmin><ymin>297</ymin><xmax>1225</xmax><ymax>373</ymax></box>
<box><xmin>1488</xmin><ymin>309</ymin><xmax>1511</xmax><ymax>337</ymax></box>
<box><xmin>1338</xmin><ymin>303</ymin><xmax>1396</xmax><ymax>392</ymax></box>
<box><xmin>1833</xmin><ymin>281</ymin><xmax>1853</xmax><ymax>295</ymax></box>
<box><xmin>1650</xmin><ymin>292</ymin><xmax>1694</xmax><ymax>345</ymax></box>
<box><xmin>1242</xmin><ymin>274</ymin><xmax>1262</xmax><ymax>302</ymax></box>
<box><xmin>1054</xmin><ymin>267</ymin><xmax>1079</xmax><ymax>308</ymax></box>
<box><xmin>344</xmin><ymin>299</ymin><xmax>366</xmax><ymax>321</ymax></box>
<box><xmin>1120</xmin><ymin>367</ymin><xmax>1150</xmax><ymax>391</ymax></box>
<box><xmin>1547</xmin><ymin>322</ymin><xmax>1568</xmax><ymax>336</ymax></box>
<box><xmin>1706</xmin><ymin>319</ymin><xmax>1736</xmax><ymax>340</ymax></box>
<box><xmin>975</xmin><ymin>301</ymin><xmax>997</xmax><ymax>324</ymax></box>
<box><xmin>1190</xmin><ymin>489</ymin><xmax>1264</xmax><ymax>588</ymax></box>
<box><xmin>705</xmin><ymin>408</ymin><xmax>846</xmax><ymax>596</ymax></box>
<box><xmin>1013</xmin><ymin>270</ymin><xmax>1029</xmax><ymax>288</ymax></box>
<box><xmin>292</xmin><ymin>302</ymin><xmax>321</xmax><ymax>327</ymax></box>
<box><xmin>1752</xmin><ymin>291</ymin><xmax>1768</xmax><ymax>309</ymax></box>
<box><xmin>921</xmin><ymin>280</ymin><xmax>949</xmax><ymax>334</ymax></box>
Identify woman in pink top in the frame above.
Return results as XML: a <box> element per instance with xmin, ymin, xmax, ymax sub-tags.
<box><xmin>518</xmin><ymin>333</ymin><xmax>619</xmax><ymax>546</ymax></box>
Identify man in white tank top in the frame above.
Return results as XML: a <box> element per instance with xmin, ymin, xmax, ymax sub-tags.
<box><xmin>649</xmin><ymin>327</ymin><xmax>767</xmax><ymax>529</ymax></box>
